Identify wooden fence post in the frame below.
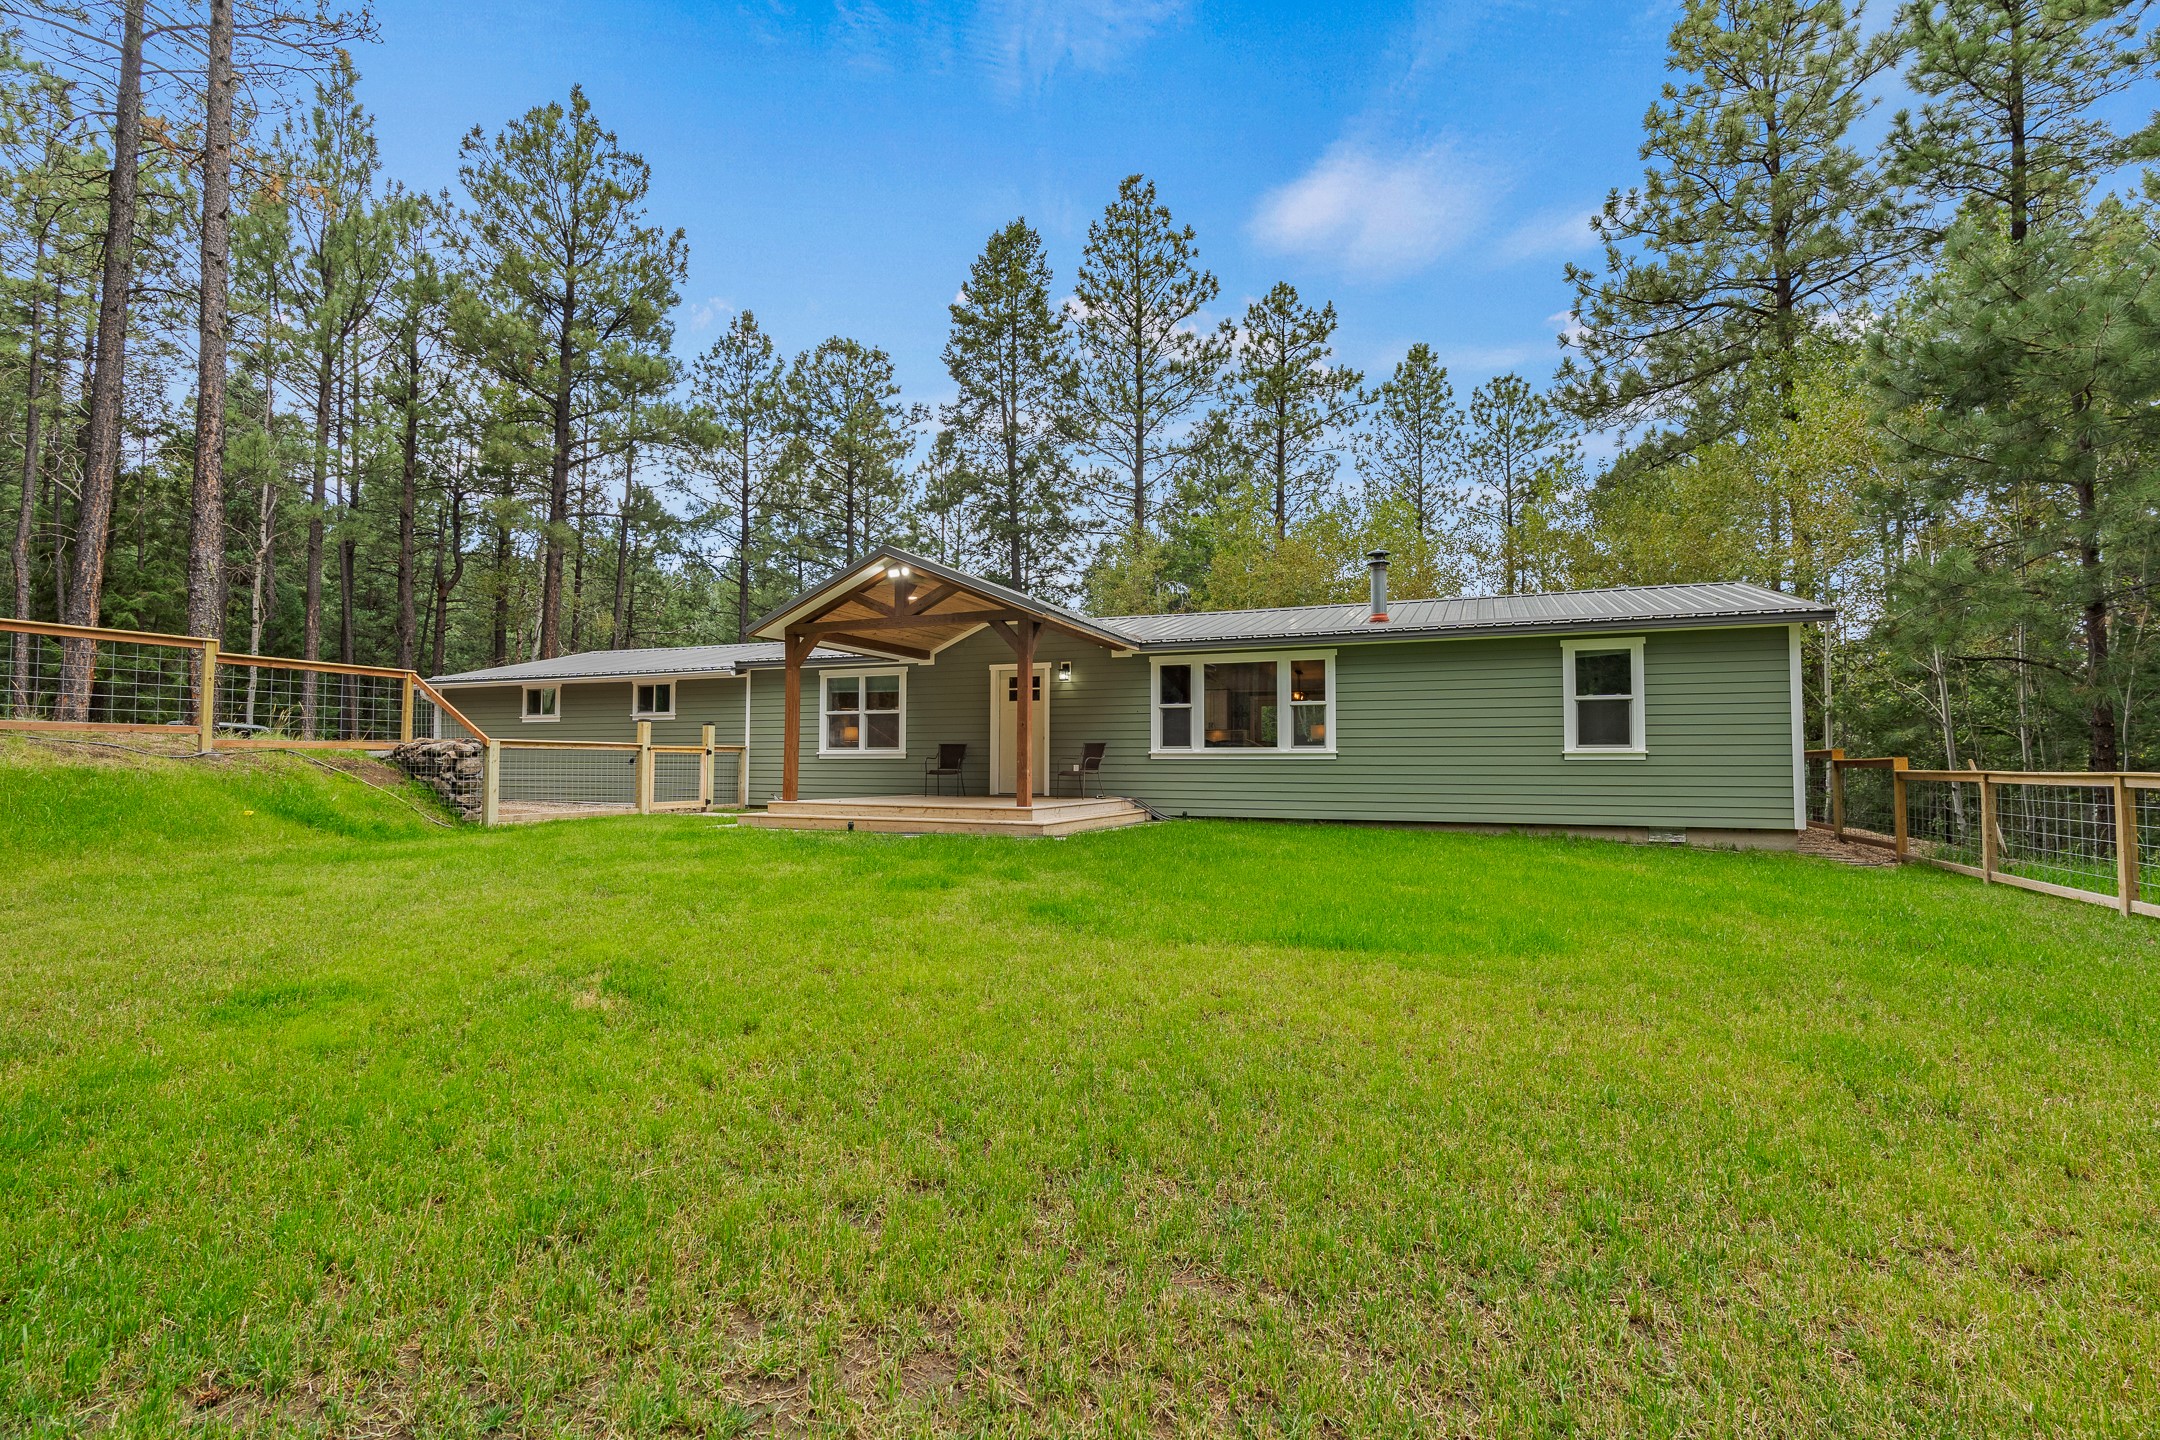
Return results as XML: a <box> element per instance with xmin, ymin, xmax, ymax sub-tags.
<box><xmin>482</xmin><ymin>738</ymin><xmax>500</xmax><ymax>827</ymax></box>
<box><xmin>1892</xmin><ymin>756</ymin><xmax>1910</xmax><ymax>861</ymax></box>
<box><xmin>699</xmin><ymin>723</ymin><xmax>715</xmax><ymax>809</ymax></box>
<box><xmin>196</xmin><ymin>639</ymin><xmax>219</xmax><ymax>753</ymax></box>
<box><xmin>636</xmin><ymin>719</ymin><xmax>653</xmax><ymax>815</ymax></box>
<box><xmin>2118</xmin><ymin>775</ymin><xmax>2138</xmax><ymax>916</ymax></box>
<box><xmin>1979</xmin><ymin>772</ymin><xmax>1997</xmax><ymax>884</ymax></box>
<box><xmin>400</xmin><ymin>673</ymin><xmax>415</xmax><ymax>744</ymax></box>
<box><xmin>1831</xmin><ymin>756</ymin><xmax>1846</xmax><ymax>840</ymax></box>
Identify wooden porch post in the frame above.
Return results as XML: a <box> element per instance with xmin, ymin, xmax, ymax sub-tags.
<box><xmin>1014</xmin><ymin>619</ymin><xmax>1038</xmax><ymax>810</ymax></box>
<box><xmin>782</xmin><ymin>632</ymin><xmax>810</xmax><ymax>802</ymax></box>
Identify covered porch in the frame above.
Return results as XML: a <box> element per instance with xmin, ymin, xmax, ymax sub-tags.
<box><xmin>744</xmin><ymin>547</ymin><xmax>1149</xmax><ymax>836</ymax></box>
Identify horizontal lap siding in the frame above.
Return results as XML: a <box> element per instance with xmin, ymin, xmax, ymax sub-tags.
<box><xmin>748</xmin><ymin>623</ymin><xmax>1799</xmax><ymax>830</ymax></box>
<box><xmin>438</xmin><ymin>677</ymin><xmax>749</xmax><ymax>748</ymax></box>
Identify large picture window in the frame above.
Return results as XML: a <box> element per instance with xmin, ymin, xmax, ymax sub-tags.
<box><xmin>821</xmin><ymin>670</ymin><xmax>905</xmax><ymax>755</ymax></box>
<box><xmin>1561</xmin><ymin>638</ymin><xmax>1646</xmax><ymax>758</ymax></box>
<box><xmin>1151</xmin><ymin>652</ymin><xmax>1335</xmax><ymax>756</ymax></box>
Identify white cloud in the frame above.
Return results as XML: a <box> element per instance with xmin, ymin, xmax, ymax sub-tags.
<box><xmin>1249</xmin><ymin>140</ymin><xmax>1496</xmax><ymax>282</ymax></box>
<box><xmin>1498</xmin><ymin>208</ymin><xmax>1599</xmax><ymax>262</ymax></box>
<box><xmin>969</xmin><ymin>0</ymin><xmax>1188</xmax><ymax>91</ymax></box>
<box><xmin>685</xmin><ymin>296</ymin><xmax>736</xmax><ymax>332</ymax></box>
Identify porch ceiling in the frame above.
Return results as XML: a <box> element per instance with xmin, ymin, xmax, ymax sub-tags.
<box><xmin>749</xmin><ymin>546</ymin><xmax>1133</xmax><ymax>659</ymax></box>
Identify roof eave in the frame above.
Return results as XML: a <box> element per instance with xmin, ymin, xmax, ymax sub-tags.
<box><xmin>1131</xmin><ymin>608</ymin><xmax>1835</xmax><ymax>652</ymax></box>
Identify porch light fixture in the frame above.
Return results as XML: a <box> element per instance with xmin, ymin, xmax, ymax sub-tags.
<box><xmin>1058</xmin><ymin>661</ymin><xmax>1073</xmax><ymax>682</ymax></box>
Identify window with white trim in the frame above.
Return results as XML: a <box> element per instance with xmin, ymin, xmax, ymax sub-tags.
<box><xmin>820</xmin><ymin>670</ymin><xmax>905</xmax><ymax>755</ymax></box>
<box><xmin>1561</xmin><ymin>638</ymin><xmax>1646</xmax><ymax>757</ymax></box>
<box><xmin>1150</xmin><ymin>652</ymin><xmax>1335</xmax><ymax>755</ymax></box>
<box><xmin>632</xmin><ymin>681</ymin><xmax>675</xmax><ymax>719</ymax></box>
<box><xmin>522</xmin><ymin>685</ymin><xmax>559</xmax><ymax>722</ymax></box>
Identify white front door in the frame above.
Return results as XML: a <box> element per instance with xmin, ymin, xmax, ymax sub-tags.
<box><xmin>989</xmin><ymin>664</ymin><xmax>1050</xmax><ymax>795</ymax></box>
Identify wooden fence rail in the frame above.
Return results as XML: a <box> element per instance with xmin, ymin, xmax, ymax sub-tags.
<box><xmin>1808</xmin><ymin>748</ymin><xmax>2156</xmax><ymax>919</ymax></box>
<box><xmin>3</xmin><ymin>617</ymin><xmax>747</xmax><ymax>825</ymax></box>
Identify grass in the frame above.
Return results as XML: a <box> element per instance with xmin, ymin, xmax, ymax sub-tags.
<box><xmin>3</xmin><ymin>735</ymin><xmax>2159</xmax><ymax>1437</ymax></box>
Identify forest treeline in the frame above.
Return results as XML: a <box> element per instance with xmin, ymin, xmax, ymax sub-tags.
<box><xmin>4</xmin><ymin>0</ymin><xmax>2160</xmax><ymax>769</ymax></box>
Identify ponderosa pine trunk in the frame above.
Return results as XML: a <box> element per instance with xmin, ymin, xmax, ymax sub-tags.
<box><xmin>395</xmin><ymin>319</ymin><xmax>419</xmax><ymax>671</ymax></box>
<box><xmin>538</xmin><ymin>280</ymin><xmax>576</xmax><ymax>658</ymax></box>
<box><xmin>57</xmin><ymin>0</ymin><xmax>146</xmax><ymax>719</ymax></box>
<box><xmin>12</xmin><ymin>233</ymin><xmax>46</xmax><ymax>713</ymax></box>
<box><xmin>302</xmin><ymin>347</ymin><xmax>331</xmax><ymax>734</ymax></box>
<box><xmin>184</xmin><ymin>0</ymin><xmax>236</xmax><ymax>645</ymax></box>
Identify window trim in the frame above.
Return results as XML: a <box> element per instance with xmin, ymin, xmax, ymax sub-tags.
<box><xmin>521</xmin><ymin>684</ymin><xmax>560</xmax><ymax>723</ymax></box>
<box><xmin>1147</xmin><ymin>649</ymin><xmax>1337</xmax><ymax>758</ymax></box>
<box><xmin>1560</xmin><ymin>636</ymin><xmax>1647</xmax><ymax>759</ymax></box>
<box><xmin>630</xmin><ymin>679</ymin><xmax>678</xmax><ymax>720</ymax></box>
<box><xmin>817</xmin><ymin>667</ymin><xmax>908</xmax><ymax>758</ymax></box>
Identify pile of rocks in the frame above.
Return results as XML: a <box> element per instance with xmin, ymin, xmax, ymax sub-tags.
<box><xmin>388</xmin><ymin>738</ymin><xmax>485</xmax><ymax>822</ymax></box>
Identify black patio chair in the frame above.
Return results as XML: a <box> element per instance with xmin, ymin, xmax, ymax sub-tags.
<box><xmin>924</xmin><ymin>742</ymin><xmax>967</xmax><ymax>796</ymax></box>
<box><xmin>1053</xmin><ymin>742</ymin><xmax>1107</xmax><ymax>799</ymax></box>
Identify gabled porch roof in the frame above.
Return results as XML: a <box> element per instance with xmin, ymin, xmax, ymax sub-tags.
<box><xmin>746</xmin><ymin>545</ymin><xmax>1134</xmax><ymax>662</ymax></box>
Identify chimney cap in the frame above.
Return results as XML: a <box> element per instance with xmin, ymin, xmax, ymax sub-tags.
<box><xmin>1366</xmin><ymin>549</ymin><xmax>1390</xmax><ymax>564</ymax></box>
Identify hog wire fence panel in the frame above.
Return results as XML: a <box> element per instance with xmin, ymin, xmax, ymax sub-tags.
<box><xmin>650</xmin><ymin>747</ymin><xmax>705</xmax><ymax>809</ymax></box>
<box><xmin>1992</xmin><ymin>780</ymin><xmax>2124</xmax><ymax>900</ymax></box>
<box><xmin>1904</xmin><ymin>776</ymin><xmax>1982</xmax><ymax>870</ymax></box>
<box><xmin>215</xmin><ymin>656</ymin><xmax>404</xmax><ymax>742</ymax></box>
<box><xmin>497</xmin><ymin>742</ymin><xmax>641</xmax><ymax>810</ymax></box>
<box><xmin>2139</xmin><ymin>785</ymin><xmax>2160</xmax><ymax>908</ymax></box>
<box><xmin>1805</xmin><ymin>751</ymin><xmax>1835</xmax><ymax>826</ymax></box>
<box><xmin>1839</xmin><ymin>765</ymin><xmax>1900</xmax><ymax>844</ymax></box>
<box><xmin>1</xmin><ymin>621</ymin><xmax>203</xmax><ymax>730</ymax></box>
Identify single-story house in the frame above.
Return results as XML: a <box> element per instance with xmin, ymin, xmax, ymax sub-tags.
<box><xmin>429</xmin><ymin>545</ymin><xmax>1831</xmax><ymax>843</ymax></box>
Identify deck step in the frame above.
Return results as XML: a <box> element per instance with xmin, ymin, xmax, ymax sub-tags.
<box><xmin>766</xmin><ymin>796</ymin><xmax>1137</xmax><ymax>824</ymax></box>
<box><xmin>738</xmin><ymin>797</ymin><xmax>1149</xmax><ymax>838</ymax></box>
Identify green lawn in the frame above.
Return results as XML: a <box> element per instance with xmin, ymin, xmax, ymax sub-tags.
<box><xmin>4</xmin><ymin>739</ymin><xmax>2158</xmax><ymax>1437</ymax></box>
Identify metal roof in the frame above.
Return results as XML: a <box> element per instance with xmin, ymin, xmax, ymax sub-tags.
<box><xmin>1104</xmin><ymin>581</ymin><xmax>1832</xmax><ymax>649</ymax></box>
<box><xmin>430</xmin><ymin>641</ymin><xmax>844</xmax><ymax>687</ymax></box>
<box><xmin>432</xmin><ymin>578</ymin><xmax>1831</xmax><ymax>686</ymax></box>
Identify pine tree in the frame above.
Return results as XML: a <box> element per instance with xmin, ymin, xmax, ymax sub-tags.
<box><xmin>1889</xmin><ymin>0</ymin><xmax>2158</xmax><ymax>242</ymax></box>
<box><xmin>1464</xmin><ymin>375</ymin><xmax>1577</xmax><ymax>596</ymax></box>
<box><xmin>1222</xmin><ymin>282</ymin><xmax>1363</xmax><ymax>540</ymax></box>
<box><xmin>780</xmin><ymin>337</ymin><xmax>922</xmax><ymax>569</ymax></box>
<box><xmin>1559</xmin><ymin>0</ymin><xmax>1906</xmax><ymax>451</ymax></box>
<box><xmin>937</xmin><ymin>218</ymin><xmax>1077</xmax><ymax>593</ymax></box>
<box><xmin>689</xmin><ymin>310</ymin><xmax>788</xmax><ymax>639</ymax></box>
<box><xmin>1870</xmin><ymin>198</ymin><xmax>2160</xmax><ymax>770</ymax></box>
<box><xmin>1356</xmin><ymin>344</ymin><xmax>1466</xmax><ymax>542</ymax></box>
<box><xmin>446</xmin><ymin>86</ymin><xmax>686</xmax><ymax>659</ymax></box>
<box><xmin>1070</xmin><ymin>175</ymin><xmax>1228</xmax><ymax>544</ymax></box>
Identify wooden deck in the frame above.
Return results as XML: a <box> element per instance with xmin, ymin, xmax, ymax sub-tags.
<box><xmin>738</xmin><ymin>793</ymin><xmax>1150</xmax><ymax>838</ymax></box>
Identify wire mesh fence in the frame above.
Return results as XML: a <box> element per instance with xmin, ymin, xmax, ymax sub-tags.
<box><xmin>650</xmin><ymin>748</ymin><xmax>705</xmax><ymax>808</ymax></box>
<box><xmin>1</xmin><ymin>622</ymin><xmax>203</xmax><ymax>729</ymax></box>
<box><xmin>1994</xmin><ymin>781</ymin><xmax>2123</xmax><ymax>899</ymax></box>
<box><xmin>215</xmin><ymin>658</ymin><xmax>404</xmax><ymax>742</ymax></box>
<box><xmin>497</xmin><ymin>743</ymin><xmax>641</xmax><ymax>809</ymax></box>
<box><xmin>1904</xmin><ymin>776</ymin><xmax>1982</xmax><ymax>869</ymax></box>
<box><xmin>1805</xmin><ymin>751</ymin><xmax>1834</xmax><ymax>826</ymax></box>
<box><xmin>1839</xmin><ymin>765</ymin><xmax>1899</xmax><ymax>843</ymax></box>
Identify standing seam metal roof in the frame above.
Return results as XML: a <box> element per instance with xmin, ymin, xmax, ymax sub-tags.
<box><xmin>431</xmin><ymin>580</ymin><xmax>1830</xmax><ymax>685</ymax></box>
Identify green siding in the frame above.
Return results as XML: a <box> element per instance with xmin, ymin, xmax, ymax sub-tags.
<box><xmin>747</xmin><ymin>623</ymin><xmax>1801</xmax><ymax>830</ymax></box>
<box><xmin>441</xmin><ymin>675</ymin><xmax>750</xmax><ymax>749</ymax></box>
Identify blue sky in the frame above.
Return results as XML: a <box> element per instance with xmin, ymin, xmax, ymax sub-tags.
<box><xmin>361</xmin><ymin>0</ymin><xmax>1682</xmax><ymax>407</ymax></box>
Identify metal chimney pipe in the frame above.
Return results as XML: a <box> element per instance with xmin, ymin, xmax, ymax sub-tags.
<box><xmin>1367</xmin><ymin>550</ymin><xmax>1390</xmax><ymax>623</ymax></box>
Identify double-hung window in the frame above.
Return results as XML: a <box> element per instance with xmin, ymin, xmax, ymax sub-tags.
<box><xmin>522</xmin><ymin>685</ymin><xmax>559</xmax><ymax>722</ymax></box>
<box><xmin>632</xmin><ymin>681</ymin><xmax>675</xmax><ymax>720</ymax></box>
<box><xmin>1150</xmin><ymin>652</ymin><xmax>1335</xmax><ymax>756</ymax></box>
<box><xmin>1561</xmin><ymin>638</ymin><xmax>1646</xmax><ymax>758</ymax></box>
<box><xmin>821</xmin><ymin>670</ymin><xmax>905</xmax><ymax>755</ymax></box>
